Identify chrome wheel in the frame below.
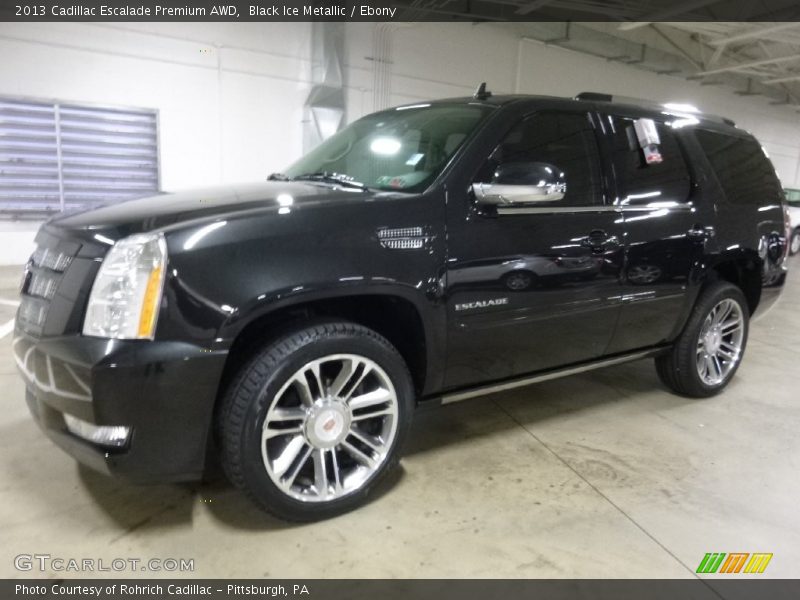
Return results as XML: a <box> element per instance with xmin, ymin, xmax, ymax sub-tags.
<box><xmin>791</xmin><ymin>231</ymin><xmax>800</xmax><ymax>255</ymax></box>
<box><xmin>696</xmin><ymin>298</ymin><xmax>745</xmax><ymax>386</ymax></box>
<box><xmin>261</xmin><ymin>354</ymin><xmax>398</xmax><ymax>503</ymax></box>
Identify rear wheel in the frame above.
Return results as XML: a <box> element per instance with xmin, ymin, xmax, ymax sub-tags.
<box><xmin>656</xmin><ymin>282</ymin><xmax>749</xmax><ymax>398</ymax></box>
<box><xmin>218</xmin><ymin>321</ymin><xmax>414</xmax><ymax>521</ymax></box>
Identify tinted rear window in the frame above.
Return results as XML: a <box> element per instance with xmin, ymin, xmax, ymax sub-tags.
<box><xmin>695</xmin><ymin>130</ymin><xmax>783</xmax><ymax>205</ymax></box>
<box><xmin>609</xmin><ymin>117</ymin><xmax>691</xmax><ymax>205</ymax></box>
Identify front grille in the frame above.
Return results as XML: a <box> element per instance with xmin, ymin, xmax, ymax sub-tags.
<box><xmin>31</xmin><ymin>247</ymin><xmax>74</xmax><ymax>272</ymax></box>
<box><xmin>27</xmin><ymin>270</ymin><xmax>62</xmax><ymax>300</ymax></box>
<box><xmin>17</xmin><ymin>297</ymin><xmax>48</xmax><ymax>329</ymax></box>
<box><xmin>17</xmin><ymin>235</ymin><xmax>82</xmax><ymax>337</ymax></box>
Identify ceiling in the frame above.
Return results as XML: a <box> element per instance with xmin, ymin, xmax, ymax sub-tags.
<box><xmin>390</xmin><ymin>1</ymin><xmax>800</xmax><ymax>109</ymax></box>
<box><xmin>526</xmin><ymin>21</ymin><xmax>800</xmax><ymax>109</ymax></box>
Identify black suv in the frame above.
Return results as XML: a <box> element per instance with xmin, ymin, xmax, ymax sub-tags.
<box><xmin>14</xmin><ymin>89</ymin><xmax>790</xmax><ymax>520</ymax></box>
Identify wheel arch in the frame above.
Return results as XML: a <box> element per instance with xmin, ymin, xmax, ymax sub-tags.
<box><xmin>214</xmin><ymin>286</ymin><xmax>437</xmax><ymax>402</ymax></box>
<box><xmin>706</xmin><ymin>252</ymin><xmax>762</xmax><ymax>316</ymax></box>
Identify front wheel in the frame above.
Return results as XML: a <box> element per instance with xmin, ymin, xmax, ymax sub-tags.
<box><xmin>218</xmin><ymin>321</ymin><xmax>414</xmax><ymax>521</ymax></box>
<box><xmin>656</xmin><ymin>282</ymin><xmax>749</xmax><ymax>398</ymax></box>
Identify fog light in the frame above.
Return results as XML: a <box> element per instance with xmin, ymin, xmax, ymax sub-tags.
<box><xmin>63</xmin><ymin>414</ymin><xmax>131</xmax><ymax>448</ymax></box>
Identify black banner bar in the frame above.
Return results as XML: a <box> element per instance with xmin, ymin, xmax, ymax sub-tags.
<box><xmin>1</xmin><ymin>0</ymin><xmax>800</xmax><ymax>22</ymax></box>
<box><xmin>4</xmin><ymin>579</ymin><xmax>800</xmax><ymax>600</ymax></box>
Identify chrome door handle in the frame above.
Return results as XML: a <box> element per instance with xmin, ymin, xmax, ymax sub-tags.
<box><xmin>581</xmin><ymin>230</ymin><xmax>618</xmax><ymax>251</ymax></box>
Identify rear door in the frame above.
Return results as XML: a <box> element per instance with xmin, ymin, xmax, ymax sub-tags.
<box><xmin>443</xmin><ymin>108</ymin><xmax>626</xmax><ymax>390</ymax></box>
<box><xmin>599</xmin><ymin>111</ymin><xmax>715</xmax><ymax>353</ymax></box>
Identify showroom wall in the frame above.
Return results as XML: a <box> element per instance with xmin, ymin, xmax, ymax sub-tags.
<box><xmin>1</xmin><ymin>21</ymin><xmax>800</xmax><ymax>264</ymax></box>
<box><xmin>343</xmin><ymin>23</ymin><xmax>800</xmax><ymax>185</ymax></box>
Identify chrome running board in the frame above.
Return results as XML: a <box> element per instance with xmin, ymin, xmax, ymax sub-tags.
<box><xmin>440</xmin><ymin>348</ymin><xmax>663</xmax><ymax>405</ymax></box>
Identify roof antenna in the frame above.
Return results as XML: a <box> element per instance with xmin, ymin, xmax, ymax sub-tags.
<box><xmin>473</xmin><ymin>82</ymin><xmax>492</xmax><ymax>101</ymax></box>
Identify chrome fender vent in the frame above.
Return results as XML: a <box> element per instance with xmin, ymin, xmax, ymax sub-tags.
<box><xmin>376</xmin><ymin>226</ymin><xmax>431</xmax><ymax>250</ymax></box>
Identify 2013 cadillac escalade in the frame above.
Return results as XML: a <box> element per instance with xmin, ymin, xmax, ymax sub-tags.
<box><xmin>14</xmin><ymin>87</ymin><xmax>790</xmax><ymax>520</ymax></box>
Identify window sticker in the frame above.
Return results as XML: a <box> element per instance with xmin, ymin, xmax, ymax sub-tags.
<box><xmin>642</xmin><ymin>147</ymin><xmax>663</xmax><ymax>165</ymax></box>
<box><xmin>634</xmin><ymin>118</ymin><xmax>663</xmax><ymax>165</ymax></box>
<box><xmin>375</xmin><ymin>172</ymin><xmax>430</xmax><ymax>189</ymax></box>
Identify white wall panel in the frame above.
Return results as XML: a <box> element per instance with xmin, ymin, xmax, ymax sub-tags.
<box><xmin>0</xmin><ymin>21</ymin><xmax>799</xmax><ymax>266</ymax></box>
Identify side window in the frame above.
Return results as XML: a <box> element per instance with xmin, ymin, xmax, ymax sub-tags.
<box><xmin>608</xmin><ymin>116</ymin><xmax>691</xmax><ymax>206</ymax></box>
<box><xmin>695</xmin><ymin>129</ymin><xmax>783</xmax><ymax>205</ymax></box>
<box><xmin>474</xmin><ymin>112</ymin><xmax>603</xmax><ymax>207</ymax></box>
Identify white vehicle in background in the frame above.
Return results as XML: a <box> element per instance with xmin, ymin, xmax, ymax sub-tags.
<box><xmin>787</xmin><ymin>191</ymin><xmax>800</xmax><ymax>255</ymax></box>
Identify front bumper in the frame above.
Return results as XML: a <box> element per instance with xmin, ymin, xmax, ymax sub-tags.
<box><xmin>14</xmin><ymin>330</ymin><xmax>228</xmax><ymax>483</ymax></box>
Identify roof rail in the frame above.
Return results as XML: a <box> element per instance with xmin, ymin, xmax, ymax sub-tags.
<box><xmin>574</xmin><ymin>92</ymin><xmax>612</xmax><ymax>102</ymax></box>
<box><xmin>574</xmin><ymin>91</ymin><xmax>736</xmax><ymax>127</ymax></box>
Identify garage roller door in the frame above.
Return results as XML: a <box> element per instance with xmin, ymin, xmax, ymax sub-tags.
<box><xmin>0</xmin><ymin>97</ymin><xmax>159</xmax><ymax>214</ymax></box>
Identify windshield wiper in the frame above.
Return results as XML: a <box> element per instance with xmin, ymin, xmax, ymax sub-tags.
<box><xmin>292</xmin><ymin>172</ymin><xmax>368</xmax><ymax>191</ymax></box>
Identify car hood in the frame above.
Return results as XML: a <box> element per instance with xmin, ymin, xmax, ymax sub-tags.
<box><xmin>48</xmin><ymin>181</ymin><xmax>389</xmax><ymax>241</ymax></box>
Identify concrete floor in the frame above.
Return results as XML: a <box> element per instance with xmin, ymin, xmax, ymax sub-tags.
<box><xmin>0</xmin><ymin>260</ymin><xmax>798</xmax><ymax>579</ymax></box>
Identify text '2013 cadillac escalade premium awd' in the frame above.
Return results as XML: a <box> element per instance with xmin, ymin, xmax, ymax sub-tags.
<box><xmin>14</xmin><ymin>87</ymin><xmax>790</xmax><ymax>520</ymax></box>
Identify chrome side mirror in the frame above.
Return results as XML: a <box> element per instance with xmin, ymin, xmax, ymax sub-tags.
<box><xmin>473</xmin><ymin>161</ymin><xmax>566</xmax><ymax>205</ymax></box>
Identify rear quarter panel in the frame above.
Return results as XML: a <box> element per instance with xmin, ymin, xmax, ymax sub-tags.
<box><xmin>686</xmin><ymin>125</ymin><xmax>788</xmax><ymax>317</ymax></box>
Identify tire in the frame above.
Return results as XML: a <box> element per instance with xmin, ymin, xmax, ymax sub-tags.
<box><xmin>655</xmin><ymin>281</ymin><xmax>749</xmax><ymax>398</ymax></box>
<box><xmin>791</xmin><ymin>228</ymin><xmax>800</xmax><ymax>256</ymax></box>
<box><xmin>218</xmin><ymin>321</ymin><xmax>414</xmax><ymax>521</ymax></box>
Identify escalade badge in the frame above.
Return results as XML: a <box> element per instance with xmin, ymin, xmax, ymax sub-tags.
<box><xmin>455</xmin><ymin>298</ymin><xmax>509</xmax><ymax>311</ymax></box>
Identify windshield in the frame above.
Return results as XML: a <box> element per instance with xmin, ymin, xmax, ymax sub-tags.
<box><xmin>284</xmin><ymin>103</ymin><xmax>494</xmax><ymax>192</ymax></box>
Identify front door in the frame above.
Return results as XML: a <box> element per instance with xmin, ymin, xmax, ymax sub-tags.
<box><xmin>443</xmin><ymin>110</ymin><xmax>625</xmax><ymax>390</ymax></box>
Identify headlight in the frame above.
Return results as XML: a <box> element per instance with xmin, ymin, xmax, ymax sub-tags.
<box><xmin>83</xmin><ymin>232</ymin><xmax>167</xmax><ymax>340</ymax></box>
